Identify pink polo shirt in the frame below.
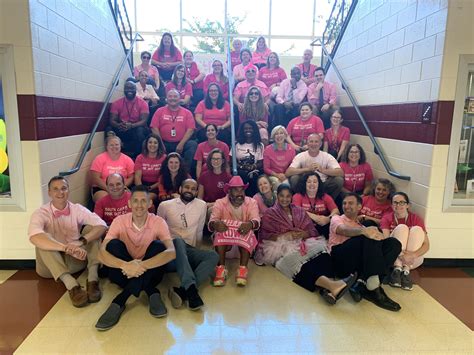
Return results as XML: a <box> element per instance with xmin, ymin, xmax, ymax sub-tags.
<box><xmin>105</xmin><ymin>213</ymin><xmax>172</xmax><ymax>260</ymax></box>
<box><xmin>94</xmin><ymin>192</ymin><xmax>132</xmax><ymax>226</ymax></box>
<box><xmin>263</xmin><ymin>144</ymin><xmax>296</xmax><ymax>175</ymax></box>
<box><xmin>340</xmin><ymin>162</ymin><xmax>374</xmax><ymax>193</ymax></box>
<box><xmin>287</xmin><ymin>115</ymin><xmax>324</xmax><ymax>146</ymax></box>
<box><xmin>328</xmin><ymin>214</ymin><xmax>361</xmax><ymax>251</ymax></box>
<box><xmin>194</xmin><ymin>100</ymin><xmax>231</xmax><ymax>127</ymax></box>
<box><xmin>258</xmin><ymin>67</ymin><xmax>287</xmax><ymax>88</ymax></box>
<box><xmin>110</xmin><ymin>96</ymin><xmax>149</xmax><ymax>123</ymax></box>
<box><xmin>165</xmin><ymin>81</ymin><xmax>193</xmax><ymax>99</ymax></box>
<box><xmin>28</xmin><ymin>202</ymin><xmax>106</xmax><ymax>244</ymax></box>
<box><xmin>233</xmin><ymin>80</ymin><xmax>269</xmax><ymax>103</ymax></box>
<box><xmin>194</xmin><ymin>140</ymin><xmax>230</xmax><ymax>174</ymax></box>
<box><xmin>360</xmin><ymin>195</ymin><xmax>392</xmax><ymax>220</ymax></box>
<box><xmin>90</xmin><ymin>152</ymin><xmax>134</xmax><ymax>182</ymax></box>
<box><xmin>203</xmin><ymin>74</ymin><xmax>229</xmax><ymax>100</ymax></box>
<box><xmin>134</xmin><ymin>153</ymin><xmax>166</xmax><ymax>184</ymax></box>
<box><xmin>150</xmin><ymin>106</ymin><xmax>195</xmax><ymax>142</ymax></box>
<box><xmin>324</xmin><ymin>126</ymin><xmax>350</xmax><ymax>153</ymax></box>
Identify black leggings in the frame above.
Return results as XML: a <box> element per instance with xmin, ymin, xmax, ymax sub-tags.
<box><xmin>293</xmin><ymin>252</ymin><xmax>334</xmax><ymax>292</ymax></box>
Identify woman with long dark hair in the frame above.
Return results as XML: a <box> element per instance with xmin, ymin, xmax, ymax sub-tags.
<box><xmin>194</xmin><ymin>123</ymin><xmax>230</xmax><ymax>178</ymax></box>
<box><xmin>194</xmin><ymin>83</ymin><xmax>231</xmax><ymax>144</ymax></box>
<box><xmin>203</xmin><ymin>60</ymin><xmax>229</xmax><ymax>100</ymax></box>
<box><xmin>165</xmin><ymin>64</ymin><xmax>192</xmax><ymax>107</ymax></box>
<box><xmin>151</xmin><ymin>32</ymin><xmax>182</xmax><ymax>81</ymax></box>
<box><xmin>157</xmin><ymin>152</ymin><xmax>190</xmax><ymax>203</ymax></box>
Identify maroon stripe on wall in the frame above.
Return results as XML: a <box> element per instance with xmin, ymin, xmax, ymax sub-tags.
<box><xmin>17</xmin><ymin>95</ymin><xmax>109</xmax><ymax>140</ymax></box>
<box><xmin>341</xmin><ymin>101</ymin><xmax>454</xmax><ymax>144</ymax></box>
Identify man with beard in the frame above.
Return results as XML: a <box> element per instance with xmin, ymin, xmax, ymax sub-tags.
<box><xmin>150</xmin><ymin>89</ymin><xmax>197</xmax><ymax>172</ymax></box>
<box><xmin>95</xmin><ymin>185</ymin><xmax>175</xmax><ymax>330</ymax></box>
<box><xmin>157</xmin><ymin>179</ymin><xmax>218</xmax><ymax>311</ymax></box>
<box><xmin>108</xmin><ymin>81</ymin><xmax>150</xmax><ymax>157</ymax></box>
<box><xmin>329</xmin><ymin>193</ymin><xmax>402</xmax><ymax>312</ymax></box>
<box><xmin>208</xmin><ymin>176</ymin><xmax>260</xmax><ymax>287</ymax></box>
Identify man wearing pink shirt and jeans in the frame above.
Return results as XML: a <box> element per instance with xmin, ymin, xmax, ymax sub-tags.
<box><xmin>96</xmin><ymin>185</ymin><xmax>176</xmax><ymax>330</ymax></box>
<box><xmin>28</xmin><ymin>176</ymin><xmax>107</xmax><ymax>308</ymax></box>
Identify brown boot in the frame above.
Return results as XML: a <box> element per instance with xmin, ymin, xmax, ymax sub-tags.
<box><xmin>87</xmin><ymin>280</ymin><xmax>102</xmax><ymax>303</ymax></box>
<box><xmin>69</xmin><ymin>285</ymin><xmax>88</xmax><ymax>307</ymax></box>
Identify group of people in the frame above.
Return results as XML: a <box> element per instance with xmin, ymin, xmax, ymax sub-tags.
<box><xmin>27</xmin><ymin>33</ymin><xmax>430</xmax><ymax>332</ymax></box>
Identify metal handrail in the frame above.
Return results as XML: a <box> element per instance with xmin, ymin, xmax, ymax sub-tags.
<box><xmin>312</xmin><ymin>38</ymin><xmax>410</xmax><ymax>181</ymax></box>
<box><xmin>59</xmin><ymin>32</ymin><xmax>144</xmax><ymax>177</ymax></box>
<box><xmin>108</xmin><ymin>0</ymin><xmax>136</xmax><ymax>70</ymax></box>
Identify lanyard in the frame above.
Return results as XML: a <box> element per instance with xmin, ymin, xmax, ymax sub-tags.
<box><xmin>124</xmin><ymin>99</ymin><xmax>136</xmax><ymax>121</ymax></box>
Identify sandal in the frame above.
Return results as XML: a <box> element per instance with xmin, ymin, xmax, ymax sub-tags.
<box><xmin>319</xmin><ymin>289</ymin><xmax>336</xmax><ymax>305</ymax></box>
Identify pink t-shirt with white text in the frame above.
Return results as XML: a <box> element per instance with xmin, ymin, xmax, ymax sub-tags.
<box><xmin>287</xmin><ymin>115</ymin><xmax>325</xmax><ymax>146</ymax></box>
<box><xmin>90</xmin><ymin>152</ymin><xmax>134</xmax><ymax>182</ymax></box>
<box><xmin>150</xmin><ymin>106</ymin><xmax>195</xmax><ymax>142</ymax></box>
<box><xmin>94</xmin><ymin>191</ymin><xmax>131</xmax><ymax>226</ymax></box>
<box><xmin>263</xmin><ymin>144</ymin><xmax>295</xmax><ymax>175</ymax></box>
<box><xmin>360</xmin><ymin>195</ymin><xmax>392</xmax><ymax>220</ymax></box>
<box><xmin>340</xmin><ymin>162</ymin><xmax>374</xmax><ymax>193</ymax></box>
<box><xmin>258</xmin><ymin>67</ymin><xmax>287</xmax><ymax>88</ymax></box>
<box><xmin>194</xmin><ymin>100</ymin><xmax>231</xmax><ymax>127</ymax></box>
<box><xmin>292</xmin><ymin>193</ymin><xmax>338</xmax><ymax>216</ymax></box>
<box><xmin>134</xmin><ymin>154</ymin><xmax>166</xmax><ymax>184</ymax></box>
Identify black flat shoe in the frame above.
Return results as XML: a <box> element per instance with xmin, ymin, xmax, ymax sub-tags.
<box><xmin>361</xmin><ymin>286</ymin><xmax>401</xmax><ymax>312</ymax></box>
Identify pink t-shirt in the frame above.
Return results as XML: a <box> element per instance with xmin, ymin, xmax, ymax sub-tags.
<box><xmin>194</xmin><ymin>100</ymin><xmax>231</xmax><ymax>127</ymax></box>
<box><xmin>28</xmin><ymin>202</ymin><xmax>106</xmax><ymax>244</ymax></box>
<box><xmin>263</xmin><ymin>144</ymin><xmax>296</xmax><ymax>175</ymax></box>
<box><xmin>360</xmin><ymin>195</ymin><xmax>392</xmax><ymax>220</ymax></box>
<box><xmin>90</xmin><ymin>152</ymin><xmax>134</xmax><ymax>182</ymax></box>
<box><xmin>287</xmin><ymin>115</ymin><xmax>325</xmax><ymax>146</ymax></box>
<box><xmin>233</xmin><ymin>80</ymin><xmax>269</xmax><ymax>103</ymax></box>
<box><xmin>252</xmin><ymin>47</ymin><xmax>272</xmax><ymax>65</ymax></box>
<box><xmin>198</xmin><ymin>170</ymin><xmax>232</xmax><ymax>203</ymax></box>
<box><xmin>203</xmin><ymin>74</ymin><xmax>229</xmax><ymax>100</ymax></box>
<box><xmin>230</xmin><ymin>51</ymin><xmax>241</xmax><ymax>69</ymax></box>
<box><xmin>258</xmin><ymin>67</ymin><xmax>287</xmax><ymax>88</ymax></box>
<box><xmin>340</xmin><ymin>162</ymin><xmax>374</xmax><ymax>193</ymax></box>
<box><xmin>134</xmin><ymin>154</ymin><xmax>166</xmax><ymax>184</ymax></box>
<box><xmin>380</xmin><ymin>212</ymin><xmax>426</xmax><ymax>233</ymax></box>
<box><xmin>94</xmin><ymin>191</ymin><xmax>131</xmax><ymax>226</ymax></box>
<box><xmin>324</xmin><ymin>126</ymin><xmax>350</xmax><ymax>153</ymax></box>
<box><xmin>133</xmin><ymin>64</ymin><xmax>160</xmax><ymax>84</ymax></box>
<box><xmin>328</xmin><ymin>214</ymin><xmax>361</xmax><ymax>251</ymax></box>
<box><xmin>292</xmin><ymin>193</ymin><xmax>338</xmax><ymax>216</ymax></box>
<box><xmin>105</xmin><ymin>213</ymin><xmax>172</xmax><ymax>260</ymax></box>
<box><xmin>150</xmin><ymin>106</ymin><xmax>195</xmax><ymax>142</ymax></box>
<box><xmin>165</xmin><ymin>81</ymin><xmax>193</xmax><ymax>99</ymax></box>
<box><xmin>110</xmin><ymin>96</ymin><xmax>149</xmax><ymax>123</ymax></box>
<box><xmin>152</xmin><ymin>48</ymin><xmax>183</xmax><ymax>63</ymax></box>
<box><xmin>194</xmin><ymin>140</ymin><xmax>230</xmax><ymax>174</ymax></box>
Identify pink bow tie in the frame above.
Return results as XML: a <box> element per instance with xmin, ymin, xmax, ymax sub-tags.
<box><xmin>53</xmin><ymin>206</ymin><xmax>70</xmax><ymax>218</ymax></box>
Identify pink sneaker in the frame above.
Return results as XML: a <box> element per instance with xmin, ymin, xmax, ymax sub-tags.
<box><xmin>213</xmin><ymin>265</ymin><xmax>227</xmax><ymax>287</ymax></box>
<box><xmin>235</xmin><ymin>266</ymin><xmax>248</xmax><ymax>286</ymax></box>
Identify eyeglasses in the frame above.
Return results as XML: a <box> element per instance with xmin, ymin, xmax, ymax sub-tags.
<box><xmin>212</xmin><ymin>64</ymin><xmax>222</xmax><ymax>67</ymax></box>
<box><xmin>142</xmin><ymin>56</ymin><xmax>150</xmax><ymax>60</ymax></box>
<box><xmin>349</xmin><ymin>150</ymin><xmax>360</xmax><ymax>154</ymax></box>
<box><xmin>246</xmin><ymin>69</ymin><xmax>256</xmax><ymax>73</ymax></box>
<box><xmin>211</xmin><ymin>157</ymin><xmax>222</xmax><ymax>161</ymax></box>
<box><xmin>180</xmin><ymin>213</ymin><xmax>188</xmax><ymax>228</ymax></box>
<box><xmin>392</xmin><ymin>201</ymin><xmax>408</xmax><ymax>206</ymax></box>
<box><xmin>249</xmin><ymin>91</ymin><xmax>260</xmax><ymax>96</ymax></box>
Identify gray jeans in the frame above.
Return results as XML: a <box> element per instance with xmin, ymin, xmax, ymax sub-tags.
<box><xmin>166</xmin><ymin>238</ymin><xmax>219</xmax><ymax>290</ymax></box>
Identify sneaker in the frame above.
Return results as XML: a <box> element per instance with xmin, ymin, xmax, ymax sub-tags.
<box><xmin>186</xmin><ymin>284</ymin><xmax>204</xmax><ymax>311</ymax></box>
<box><xmin>95</xmin><ymin>303</ymin><xmax>125</xmax><ymax>331</ymax></box>
<box><xmin>389</xmin><ymin>269</ymin><xmax>402</xmax><ymax>288</ymax></box>
<box><xmin>213</xmin><ymin>265</ymin><xmax>228</xmax><ymax>287</ymax></box>
<box><xmin>168</xmin><ymin>287</ymin><xmax>186</xmax><ymax>309</ymax></box>
<box><xmin>401</xmin><ymin>272</ymin><xmax>413</xmax><ymax>291</ymax></box>
<box><xmin>235</xmin><ymin>266</ymin><xmax>248</xmax><ymax>287</ymax></box>
<box><xmin>149</xmin><ymin>293</ymin><xmax>168</xmax><ymax>318</ymax></box>
<box><xmin>361</xmin><ymin>286</ymin><xmax>401</xmax><ymax>312</ymax></box>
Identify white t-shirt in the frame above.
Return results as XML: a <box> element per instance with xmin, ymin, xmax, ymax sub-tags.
<box><xmin>289</xmin><ymin>150</ymin><xmax>340</xmax><ymax>182</ymax></box>
<box><xmin>231</xmin><ymin>143</ymin><xmax>265</xmax><ymax>162</ymax></box>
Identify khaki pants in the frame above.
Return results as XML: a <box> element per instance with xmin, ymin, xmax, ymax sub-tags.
<box><xmin>35</xmin><ymin>240</ymin><xmax>100</xmax><ymax>281</ymax></box>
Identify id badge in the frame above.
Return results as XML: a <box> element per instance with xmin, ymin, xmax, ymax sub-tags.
<box><xmin>171</xmin><ymin>128</ymin><xmax>176</xmax><ymax>137</ymax></box>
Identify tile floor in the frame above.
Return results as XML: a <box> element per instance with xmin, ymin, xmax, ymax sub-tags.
<box><xmin>1</xmin><ymin>261</ymin><xmax>472</xmax><ymax>354</ymax></box>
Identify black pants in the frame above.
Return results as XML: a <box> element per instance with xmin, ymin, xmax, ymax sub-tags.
<box><xmin>273</xmin><ymin>104</ymin><xmax>299</xmax><ymax>129</ymax></box>
<box><xmin>106</xmin><ymin>239</ymin><xmax>167</xmax><ymax>297</ymax></box>
<box><xmin>331</xmin><ymin>236</ymin><xmax>401</xmax><ymax>281</ymax></box>
<box><xmin>293</xmin><ymin>252</ymin><xmax>334</xmax><ymax>292</ymax></box>
<box><xmin>107</xmin><ymin>125</ymin><xmax>149</xmax><ymax>158</ymax></box>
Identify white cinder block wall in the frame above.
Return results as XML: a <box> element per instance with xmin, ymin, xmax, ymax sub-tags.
<box><xmin>326</xmin><ymin>0</ymin><xmax>473</xmax><ymax>259</ymax></box>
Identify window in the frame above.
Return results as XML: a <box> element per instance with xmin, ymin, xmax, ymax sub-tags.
<box><xmin>0</xmin><ymin>46</ymin><xmax>25</xmax><ymax>210</ymax></box>
<box><xmin>227</xmin><ymin>0</ymin><xmax>270</xmax><ymax>35</ymax></box>
<box><xmin>271</xmin><ymin>0</ymin><xmax>314</xmax><ymax>36</ymax></box>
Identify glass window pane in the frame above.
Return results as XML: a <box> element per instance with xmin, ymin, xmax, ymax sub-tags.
<box><xmin>270</xmin><ymin>38</ymin><xmax>315</xmax><ymax>57</ymax></box>
<box><xmin>182</xmin><ymin>0</ymin><xmax>225</xmax><ymax>34</ymax></box>
<box><xmin>227</xmin><ymin>0</ymin><xmax>270</xmax><ymax>35</ymax></box>
<box><xmin>271</xmin><ymin>0</ymin><xmax>314</xmax><ymax>36</ymax></box>
<box><xmin>136</xmin><ymin>0</ymin><xmax>180</xmax><ymax>32</ymax></box>
<box><xmin>181</xmin><ymin>36</ymin><xmax>226</xmax><ymax>55</ymax></box>
<box><xmin>454</xmin><ymin>71</ymin><xmax>474</xmax><ymax>200</ymax></box>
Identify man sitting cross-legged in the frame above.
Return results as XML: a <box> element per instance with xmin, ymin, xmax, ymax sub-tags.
<box><xmin>157</xmin><ymin>179</ymin><xmax>219</xmax><ymax>311</ymax></box>
<box><xmin>95</xmin><ymin>185</ymin><xmax>176</xmax><ymax>331</ymax></box>
<box><xmin>28</xmin><ymin>176</ymin><xmax>107</xmax><ymax>307</ymax></box>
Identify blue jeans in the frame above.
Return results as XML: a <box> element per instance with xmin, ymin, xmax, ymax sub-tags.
<box><xmin>166</xmin><ymin>238</ymin><xmax>219</xmax><ymax>290</ymax></box>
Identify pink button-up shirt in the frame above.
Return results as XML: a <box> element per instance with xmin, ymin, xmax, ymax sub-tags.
<box><xmin>307</xmin><ymin>81</ymin><xmax>337</xmax><ymax>106</ymax></box>
<box><xmin>275</xmin><ymin>78</ymin><xmax>308</xmax><ymax>105</ymax></box>
<box><xmin>28</xmin><ymin>202</ymin><xmax>107</xmax><ymax>244</ymax></box>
